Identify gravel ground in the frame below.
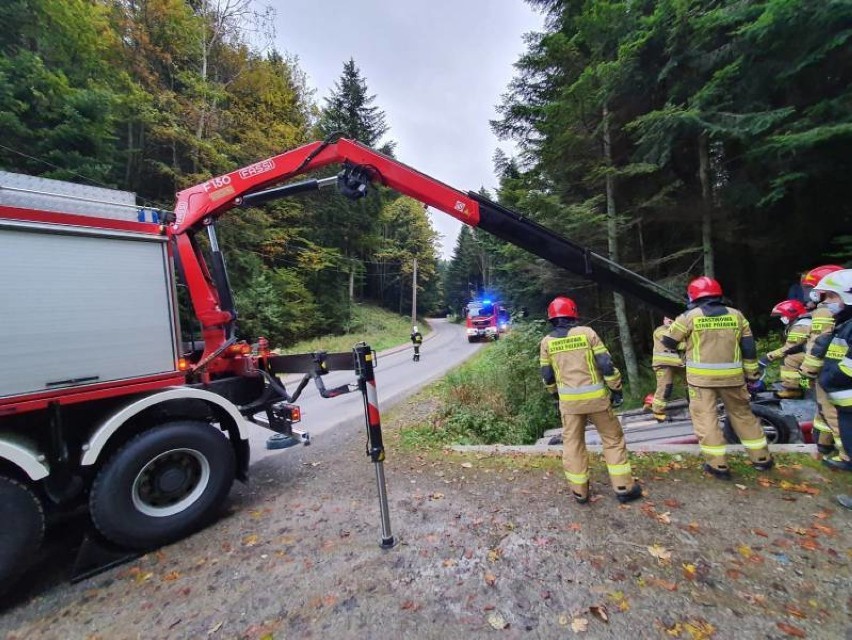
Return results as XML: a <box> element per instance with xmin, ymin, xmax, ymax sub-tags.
<box><xmin>1</xmin><ymin>397</ymin><xmax>850</xmax><ymax>640</ymax></box>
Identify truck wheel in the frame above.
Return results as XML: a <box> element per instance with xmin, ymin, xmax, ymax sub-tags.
<box><xmin>89</xmin><ymin>421</ymin><xmax>235</xmax><ymax>550</ymax></box>
<box><xmin>722</xmin><ymin>404</ymin><xmax>792</xmax><ymax>446</ymax></box>
<box><xmin>0</xmin><ymin>477</ymin><xmax>44</xmax><ymax>596</ymax></box>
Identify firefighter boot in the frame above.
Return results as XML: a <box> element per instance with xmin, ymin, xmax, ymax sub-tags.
<box><xmin>752</xmin><ymin>456</ymin><xmax>775</xmax><ymax>472</ymax></box>
<box><xmin>822</xmin><ymin>455</ymin><xmax>852</xmax><ymax>472</ymax></box>
<box><xmin>652</xmin><ymin>412</ymin><xmax>667</xmax><ymax>423</ymax></box>
<box><xmin>571</xmin><ymin>482</ymin><xmax>590</xmax><ymax>504</ymax></box>
<box><xmin>816</xmin><ymin>429</ymin><xmax>836</xmax><ymax>456</ymax></box>
<box><xmin>703</xmin><ymin>463</ymin><xmax>732</xmax><ymax>480</ymax></box>
<box><xmin>615</xmin><ymin>482</ymin><xmax>643</xmax><ymax>504</ymax></box>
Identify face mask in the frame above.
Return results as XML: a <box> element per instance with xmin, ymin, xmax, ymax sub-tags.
<box><xmin>809</xmin><ymin>290</ymin><xmax>822</xmax><ymax>303</ymax></box>
<box><xmin>780</xmin><ymin>316</ymin><xmax>790</xmax><ymax>326</ymax></box>
<box><xmin>826</xmin><ymin>302</ymin><xmax>844</xmax><ymax>315</ymax></box>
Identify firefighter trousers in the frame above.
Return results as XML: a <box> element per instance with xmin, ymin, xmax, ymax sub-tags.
<box><xmin>652</xmin><ymin>366</ymin><xmax>680</xmax><ymax>414</ymax></box>
<box><xmin>815</xmin><ymin>383</ymin><xmax>846</xmax><ymax>458</ymax></box>
<box><xmin>561</xmin><ymin>408</ymin><xmax>633</xmax><ymax>499</ymax></box>
<box><xmin>687</xmin><ymin>384</ymin><xmax>771</xmax><ymax>470</ymax></box>
<box><xmin>814</xmin><ymin>382</ymin><xmax>846</xmax><ymax>457</ymax></box>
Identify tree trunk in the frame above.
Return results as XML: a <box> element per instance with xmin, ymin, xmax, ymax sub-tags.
<box><xmin>603</xmin><ymin>104</ymin><xmax>639</xmax><ymax>389</ymax></box>
<box><xmin>348</xmin><ymin>265</ymin><xmax>355</xmax><ymax>302</ymax></box>
<box><xmin>698</xmin><ymin>131</ymin><xmax>715</xmax><ymax>278</ymax></box>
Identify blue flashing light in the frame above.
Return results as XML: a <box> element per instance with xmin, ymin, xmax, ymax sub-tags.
<box><xmin>482</xmin><ymin>299</ymin><xmax>492</xmax><ymax>304</ymax></box>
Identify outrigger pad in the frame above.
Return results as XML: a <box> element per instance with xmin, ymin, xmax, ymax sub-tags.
<box><xmin>70</xmin><ymin>532</ymin><xmax>140</xmax><ymax>583</ymax></box>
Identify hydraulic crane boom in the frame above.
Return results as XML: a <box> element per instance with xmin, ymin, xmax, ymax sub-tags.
<box><xmin>172</xmin><ymin>138</ymin><xmax>683</xmax><ymax>363</ymax></box>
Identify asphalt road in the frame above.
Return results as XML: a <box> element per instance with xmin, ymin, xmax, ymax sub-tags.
<box><xmin>247</xmin><ymin>317</ymin><xmax>484</xmax><ymax>463</ymax></box>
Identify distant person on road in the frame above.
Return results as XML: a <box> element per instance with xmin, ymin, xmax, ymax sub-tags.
<box><xmin>648</xmin><ymin>317</ymin><xmax>684</xmax><ymax>422</ymax></box>
<box><xmin>539</xmin><ymin>296</ymin><xmax>642</xmax><ymax>505</ymax></box>
<box><xmin>410</xmin><ymin>325</ymin><xmax>423</xmax><ymax>362</ymax></box>
<box><xmin>663</xmin><ymin>276</ymin><xmax>773</xmax><ymax>480</ymax></box>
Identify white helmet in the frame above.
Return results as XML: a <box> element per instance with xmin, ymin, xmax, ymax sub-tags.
<box><xmin>814</xmin><ymin>269</ymin><xmax>852</xmax><ymax>305</ymax></box>
<box><xmin>412</xmin><ymin>325</ymin><xmax>418</xmax><ymax>333</ymax></box>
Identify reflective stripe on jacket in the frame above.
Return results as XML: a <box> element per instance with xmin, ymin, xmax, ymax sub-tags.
<box><xmin>540</xmin><ymin>325</ymin><xmax>621</xmax><ymax>414</ymax></box>
<box><xmin>666</xmin><ymin>303</ymin><xmax>757</xmax><ymax>388</ymax></box>
<box><xmin>652</xmin><ymin>324</ymin><xmax>684</xmax><ymax>368</ymax></box>
<box><xmin>812</xmin><ymin>317</ymin><xmax>852</xmax><ymax>407</ymax></box>
<box><xmin>767</xmin><ymin>317</ymin><xmax>810</xmax><ymax>362</ymax></box>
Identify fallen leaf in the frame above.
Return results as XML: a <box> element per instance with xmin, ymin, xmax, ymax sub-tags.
<box><xmin>752</xmin><ymin>528</ymin><xmax>769</xmax><ymax>538</ymax></box>
<box><xmin>461</xmin><ymin>462</ymin><xmax>473</xmax><ymax>468</ymax></box>
<box><xmin>430</xmin><ymin>492</ymin><xmax>445</xmax><ymax>500</ymax></box>
<box><xmin>656</xmin><ymin>511</ymin><xmax>672</xmax><ymax>524</ymax></box>
<box><xmin>737</xmin><ymin>544</ymin><xmax>754</xmax><ymax>559</ymax></box>
<box><xmin>564</xmin><ymin>523</ymin><xmax>582</xmax><ymax>532</ymax></box>
<box><xmin>401</xmin><ymin>600</ymin><xmax>421</xmax><ymax>611</ymax></box>
<box><xmin>757</xmin><ymin>477</ymin><xmax>773</xmax><ymax>487</ymax></box>
<box><xmin>162</xmin><ymin>571</ymin><xmax>180</xmax><ymax>582</ymax></box>
<box><xmin>487</xmin><ymin>612</ymin><xmax>508</xmax><ymax>629</ymax></box>
<box><xmin>648</xmin><ymin>544</ymin><xmax>672</xmax><ymax>564</ymax></box>
<box><xmin>558</xmin><ymin>614</ymin><xmax>570</xmax><ymax>627</ymax></box>
<box><xmin>811</xmin><ymin>523</ymin><xmax>835</xmax><ymax>536</ymax></box>
<box><xmin>811</xmin><ymin>510</ymin><xmax>831</xmax><ymax>519</ymax></box>
<box><xmin>571</xmin><ymin>617</ymin><xmax>589</xmax><ymax>633</ymax></box>
<box><xmin>683</xmin><ymin>619</ymin><xmax>716</xmax><ymax>640</ymax></box>
<box><xmin>663</xmin><ymin>498</ymin><xmax>682</xmax><ymax>509</ymax></box>
<box><xmin>725</xmin><ymin>568</ymin><xmax>742</xmax><ymax>580</ymax></box>
<box><xmin>589</xmin><ymin>603</ymin><xmax>609</xmax><ymax>623</ymax></box>
<box><xmin>442</xmin><ymin>558</ymin><xmax>457</xmax><ymax>568</ymax></box>
<box><xmin>243</xmin><ymin>534</ymin><xmax>259</xmax><ymax>547</ymax></box>
<box><xmin>207</xmin><ymin>621</ymin><xmax>223</xmax><ymax>635</ymax></box>
<box><xmin>687</xmin><ymin>521</ymin><xmax>701</xmax><ymax>533</ymax></box>
<box><xmin>682</xmin><ymin>563</ymin><xmax>697</xmax><ymax>580</ymax></box>
<box><xmin>487</xmin><ymin>549</ymin><xmax>501</xmax><ymax>562</ymax></box>
<box><xmin>735</xmin><ymin>484</ymin><xmax>747</xmax><ymax>491</ymax></box>
<box><xmin>784</xmin><ymin>604</ymin><xmax>807</xmax><ymax>619</ymax></box>
<box><xmin>786</xmin><ymin>526</ymin><xmax>808</xmax><ymax>536</ymax></box>
<box><xmin>484</xmin><ymin>572</ymin><xmax>497</xmax><ymax>586</ymax></box>
<box><xmin>799</xmin><ymin>538</ymin><xmax>822</xmax><ymax>552</ymax></box>
<box><xmin>776</xmin><ymin>621</ymin><xmax>807</xmax><ymax>638</ymax></box>
<box><xmin>649</xmin><ymin>577</ymin><xmax>678</xmax><ymax>591</ymax></box>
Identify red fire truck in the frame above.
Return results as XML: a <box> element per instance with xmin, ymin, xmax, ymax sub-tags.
<box><xmin>465</xmin><ymin>299</ymin><xmax>510</xmax><ymax>342</ymax></box>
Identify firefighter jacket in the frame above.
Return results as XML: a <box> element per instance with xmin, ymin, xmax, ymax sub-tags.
<box><xmin>767</xmin><ymin>315</ymin><xmax>811</xmax><ymax>363</ymax></box>
<box><xmin>663</xmin><ymin>300</ymin><xmax>759</xmax><ymax>388</ymax></box>
<box><xmin>410</xmin><ymin>331</ymin><xmax>423</xmax><ymax>345</ymax></box>
<box><xmin>803</xmin><ymin>317</ymin><xmax>852</xmax><ymax>409</ymax></box>
<box><xmin>809</xmin><ymin>305</ymin><xmax>836</xmax><ymax>346</ymax></box>
<box><xmin>652</xmin><ymin>324</ymin><xmax>684</xmax><ymax>368</ymax></box>
<box><xmin>539</xmin><ymin>324</ymin><xmax>622</xmax><ymax>414</ymax></box>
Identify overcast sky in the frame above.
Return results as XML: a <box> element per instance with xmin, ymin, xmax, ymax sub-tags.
<box><xmin>269</xmin><ymin>1</ymin><xmax>544</xmax><ymax>259</ymax></box>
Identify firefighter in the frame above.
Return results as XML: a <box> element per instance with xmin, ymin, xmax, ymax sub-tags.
<box><xmin>761</xmin><ymin>299</ymin><xmax>811</xmax><ymax>399</ymax></box>
<box><xmin>650</xmin><ymin>317</ymin><xmax>684</xmax><ymax>421</ymax></box>
<box><xmin>663</xmin><ymin>276</ymin><xmax>773</xmax><ymax>479</ymax></box>
<box><xmin>801</xmin><ymin>269</ymin><xmax>852</xmax><ymax>474</ymax></box>
<box><xmin>539</xmin><ymin>296</ymin><xmax>642</xmax><ymax>504</ymax></box>
<box><xmin>800</xmin><ymin>265</ymin><xmax>845</xmax><ymax>453</ymax></box>
<box><xmin>410</xmin><ymin>325</ymin><xmax>423</xmax><ymax>362</ymax></box>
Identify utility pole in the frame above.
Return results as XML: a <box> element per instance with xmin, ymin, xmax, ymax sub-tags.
<box><xmin>411</xmin><ymin>258</ymin><xmax>418</xmax><ymax>326</ymax></box>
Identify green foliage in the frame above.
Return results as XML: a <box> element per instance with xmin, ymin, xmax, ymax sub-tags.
<box><xmin>403</xmin><ymin>321</ymin><xmax>558</xmax><ymax>447</ymax></box>
<box><xmin>280</xmin><ymin>304</ymin><xmax>425</xmax><ymax>354</ymax></box>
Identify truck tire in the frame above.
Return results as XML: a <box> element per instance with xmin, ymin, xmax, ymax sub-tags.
<box><xmin>0</xmin><ymin>476</ymin><xmax>44</xmax><ymax>596</ymax></box>
<box><xmin>722</xmin><ymin>404</ymin><xmax>792</xmax><ymax>446</ymax></box>
<box><xmin>89</xmin><ymin>421</ymin><xmax>235</xmax><ymax>550</ymax></box>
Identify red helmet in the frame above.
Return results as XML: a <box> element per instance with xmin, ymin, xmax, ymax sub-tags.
<box><xmin>547</xmin><ymin>296</ymin><xmax>578</xmax><ymax>319</ymax></box>
<box><xmin>770</xmin><ymin>299</ymin><xmax>806</xmax><ymax>322</ymax></box>
<box><xmin>801</xmin><ymin>264</ymin><xmax>843</xmax><ymax>288</ymax></box>
<box><xmin>686</xmin><ymin>276</ymin><xmax>722</xmax><ymax>302</ymax></box>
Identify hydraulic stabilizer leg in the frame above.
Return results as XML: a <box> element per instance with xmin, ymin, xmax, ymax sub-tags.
<box><xmin>353</xmin><ymin>343</ymin><xmax>395</xmax><ymax>548</ymax></box>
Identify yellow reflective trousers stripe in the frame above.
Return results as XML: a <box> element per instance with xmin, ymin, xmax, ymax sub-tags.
<box><xmin>564</xmin><ymin>471</ymin><xmax>589</xmax><ymax>485</ymax></box>
<box><xmin>701</xmin><ymin>444</ymin><xmax>727</xmax><ymax>456</ymax></box>
<box><xmin>607</xmin><ymin>463</ymin><xmax>632</xmax><ymax>476</ymax></box>
<box><xmin>741</xmin><ymin>437</ymin><xmax>768</xmax><ymax>450</ymax></box>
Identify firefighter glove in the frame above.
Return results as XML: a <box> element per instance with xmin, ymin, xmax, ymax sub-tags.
<box><xmin>610</xmin><ymin>390</ymin><xmax>624</xmax><ymax>408</ymax></box>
